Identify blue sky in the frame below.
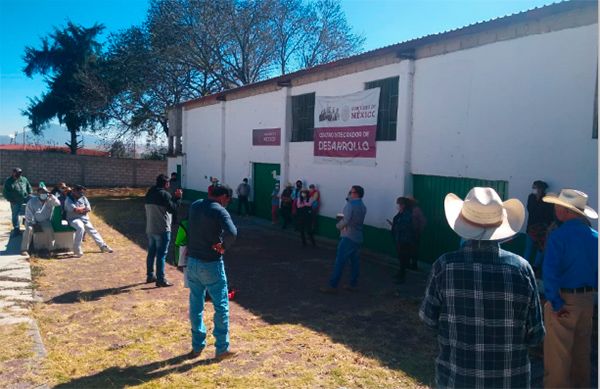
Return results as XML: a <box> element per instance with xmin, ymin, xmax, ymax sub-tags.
<box><xmin>0</xmin><ymin>0</ymin><xmax>557</xmax><ymax>137</ymax></box>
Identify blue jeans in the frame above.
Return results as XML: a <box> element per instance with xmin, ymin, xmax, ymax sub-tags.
<box><xmin>146</xmin><ymin>232</ymin><xmax>170</xmax><ymax>282</ymax></box>
<box><xmin>186</xmin><ymin>257</ymin><xmax>229</xmax><ymax>354</ymax></box>
<box><xmin>329</xmin><ymin>237</ymin><xmax>361</xmax><ymax>288</ymax></box>
<box><xmin>10</xmin><ymin>202</ymin><xmax>21</xmax><ymax>230</ymax></box>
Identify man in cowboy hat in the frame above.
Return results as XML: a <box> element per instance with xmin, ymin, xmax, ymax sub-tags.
<box><xmin>419</xmin><ymin>187</ymin><xmax>544</xmax><ymax>388</ymax></box>
<box><xmin>541</xmin><ymin>189</ymin><xmax>598</xmax><ymax>388</ymax></box>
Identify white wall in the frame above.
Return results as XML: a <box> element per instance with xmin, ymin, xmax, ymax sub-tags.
<box><xmin>412</xmin><ymin>25</ymin><xmax>598</xmax><ymax>218</ymax></box>
<box><xmin>290</xmin><ymin>63</ymin><xmax>410</xmax><ymax>228</ymax></box>
<box><xmin>183</xmin><ymin>103</ymin><xmax>224</xmax><ymax>192</ymax></box>
<box><xmin>224</xmin><ymin>89</ymin><xmax>287</xmax><ymax>198</ymax></box>
<box><xmin>167</xmin><ymin>156</ymin><xmax>183</xmax><ymax>178</ymax></box>
<box><xmin>182</xmin><ymin>23</ymin><xmax>598</xmax><ymax>229</ymax></box>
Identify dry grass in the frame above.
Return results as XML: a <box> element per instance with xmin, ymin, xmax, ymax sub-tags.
<box><xmin>27</xmin><ymin>191</ymin><xmax>436</xmax><ymax>388</ymax></box>
<box><xmin>0</xmin><ymin>322</ymin><xmax>38</xmax><ymax>387</ymax></box>
<box><xmin>0</xmin><ymin>323</ymin><xmax>34</xmax><ymax>362</ymax></box>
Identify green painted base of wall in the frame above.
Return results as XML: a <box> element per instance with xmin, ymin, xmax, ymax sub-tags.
<box><xmin>314</xmin><ymin>215</ymin><xmax>397</xmax><ymax>258</ymax></box>
<box><xmin>182</xmin><ymin>189</ymin><xmax>207</xmax><ymax>202</ymax></box>
<box><xmin>182</xmin><ymin>188</ymin><xmax>255</xmax><ymax>215</ymax></box>
<box><xmin>183</xmin><ymin>187</ymin><xmax>527</xmax><ymax>263</ymax></box>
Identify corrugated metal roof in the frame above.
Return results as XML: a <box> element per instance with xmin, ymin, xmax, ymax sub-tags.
<box><xmin>180</xmin><ymin>0</ymin><xmax>595</xmax><ymax>108</ymax></box>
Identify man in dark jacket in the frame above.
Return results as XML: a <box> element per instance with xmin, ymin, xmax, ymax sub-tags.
<box><xmin>2</xmin><ymin>167</ymin><xmax>32</xmax><ymax>235</ymax></box>
<box><xmin>144</xmin><ymin>174</ymin><xmax>182</xmax><ymax>287</ymax></box>
<box><xmin>186</xmin><ymin>185</ymin><xmax>237</xmax><ymax>360</ymax></box>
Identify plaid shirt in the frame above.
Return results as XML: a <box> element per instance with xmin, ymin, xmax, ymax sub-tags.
<box><xmin>419</xmin><ymin>240</ymin><xmax>545</xmax><ymax>388</ymax></box>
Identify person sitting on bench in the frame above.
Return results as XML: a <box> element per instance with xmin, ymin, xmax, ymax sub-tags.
<box><xmin>21</xmin><ymin>186</ymin><xmax>60</xmax><ymax>256</ymax></box>
<box><xmin>65</xmin><ymin>185</ymin><xmax>113</xmax><ymax>257</ymax></box>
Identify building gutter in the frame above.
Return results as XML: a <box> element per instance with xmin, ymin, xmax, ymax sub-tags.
<box><xmin>403</xmin><ymin>58</ymin><xmax>416</xmax><ymax>195</ymax></box>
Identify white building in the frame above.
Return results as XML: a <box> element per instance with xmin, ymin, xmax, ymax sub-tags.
<box><xmin>168</xmin><ymin>1</ymin><xmax>598</xmax><ymax>260</ymax></box>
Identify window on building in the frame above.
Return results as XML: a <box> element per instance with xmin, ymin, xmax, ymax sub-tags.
<box><xmin>365</xmin><ymin>76</ymin><xmax>399</xmax><ymax>141</ymax></box>
<box><xmin>291</xmin><ymin>92</ymin><xmax>315</xmax><ymax>142</ymax></box>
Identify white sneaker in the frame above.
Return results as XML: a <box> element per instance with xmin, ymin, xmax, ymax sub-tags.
<box><xmin>100</xmin><ymin>245</ymin><xmax>113</xmax><ymax>253</ymax></box>
<box><xmin>73</xmin><ymin>252</ymin><xmax>83</xmax><ymax>258</ymax></box>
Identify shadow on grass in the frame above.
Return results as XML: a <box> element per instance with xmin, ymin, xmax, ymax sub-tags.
<box><xmin>91</xmin><ymin>196</ymin><xmax>149</xmax><ymax>250</ymax></box>
<box><xmin>217</xmin><ymin>217</ymin><xmax>436</xmax><ymax>385</ymax></box>
<box><xmin>0</xmin><ymin>231</ymin><xmax>22</xmax><ymax>256</ymax></box>
<box><xmin>48</xmin><ymin>283</ymin><xmax>146</xmax><ymax>304</ymax></box>
<box><xmin>92</xmin><ymin>194</ymin><xmax>436</xmax><ymax>385</ymax></box>
<box><xmin>54</xmin><ymin>353</ymin><xmax>219</xmax><ymax>389</ymax></box>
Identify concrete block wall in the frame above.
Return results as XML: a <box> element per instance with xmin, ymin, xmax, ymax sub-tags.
<box><xmin>0</xmin><ymin>150</ymin><xmax>167</xmax><ymax>188</ymax></box>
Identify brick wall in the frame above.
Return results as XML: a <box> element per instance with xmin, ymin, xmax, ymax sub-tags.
<box><xmin>0</xmin><ymin>150</ymin><xmax>167</xmax><ymax>187</ymax></box>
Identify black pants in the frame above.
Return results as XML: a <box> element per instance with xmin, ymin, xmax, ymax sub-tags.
<box><xmin>281</xmin><ymin>206</ymin><xmax>292</xmax><ymax>228</ymax></box>
<box><xmin>237</xmin><ymin>195</ymin><xmax>250</xmax><ymax>215</ymax></box>
<box><xmin>298</xmin><ymin>217</ymin><xmax>315</xmax><ymax>246</ymax></box>
<box><xmin>396</xmin><ymin>242</ymin><xmax>416</xmax><ymax>281</ymax></box>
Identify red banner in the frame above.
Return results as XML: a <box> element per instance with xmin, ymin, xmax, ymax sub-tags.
<box><xmin>313</xmin><ymin>89</ymin><xmax>380</xmax><ymax>160</ymax></box>
<box><xmin>252</xmin><ymin>128</ymin><xmax>281</xmax><ymax>146</ymax></box>
<box><xmin>313</xmin><ymin>125</ymin><xmax>377</xmax><ymax>158</ymax></box>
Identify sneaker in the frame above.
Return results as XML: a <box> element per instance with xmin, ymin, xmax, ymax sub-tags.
<box><xmin>20</xmin><ymin>251</ymin><xmax>29</xmax><ymax>256</ymax></box>
<box><xmin>156</xmin><ymin>280</ymin><xmax>173</xmax><ymax>288</ymax></box>
<box><xmin>319</xmin><ymin>286</ymin><xmax>338</xmax><ymax>294</ymax></box>
<box><xmin>100</xmin><ymin>245</ymin><xmax>113</xmax><ymax>253</ymax></box>
<box><xmin>146</xmin><ymin>275</ymin><xmax>157</xmax><ymax>284</ymax></box>
<box><xmin>215</xmin><ymin>350</ymin><xmax>236</xmax><ymax>361</ymax></box>
<box><xmin>187</xmin><ymin>349</ymin><xmax>203</xmax><ymax>359</ymax></box>
<box><xmin>73</xmin><ymin>252</ymin><xmax>84</xmax><ymax>258</ymax></box>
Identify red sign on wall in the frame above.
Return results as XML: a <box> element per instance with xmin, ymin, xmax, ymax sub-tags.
<box><xmin>252</xmin><ymin>128</ymin><xmax>281</xmax><ymax>146</ymax></box>
<box><xmin>314</xmin><ymin>125</ymin><xmax>377</xmax><ymax>158</ymax></box>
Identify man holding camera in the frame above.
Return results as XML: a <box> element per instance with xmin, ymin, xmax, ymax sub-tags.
<box><xmin>21</xmin><ymin>186</ymin><xmax>60</xmax><ymax>256</ymax></box>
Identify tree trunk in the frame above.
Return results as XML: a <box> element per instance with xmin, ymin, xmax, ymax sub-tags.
<box><xmin>160</xmin><ymin>120</ymin><xmax>169</xmax><ymax>137</ymax></box>
<box><xmin>66</xmin><ymin>125</ymin><xmax>79</xmax><ymax>155</ymax></box>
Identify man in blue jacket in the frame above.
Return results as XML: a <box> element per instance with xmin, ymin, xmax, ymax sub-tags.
<box><xmin>186</xmin><ymin>185</ymin><xmax>237</xmax><ymax>360</ymax></box>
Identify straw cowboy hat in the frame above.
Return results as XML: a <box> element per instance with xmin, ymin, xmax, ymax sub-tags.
<box><xmin>444</xmin><ymin>187</ymin><xmax>525</xmax><ymax>241</ymax></box>
<box><xmin>543</xmin><ymin>189</ymin><xmax>598</xmax><ymax>219</ymax></box>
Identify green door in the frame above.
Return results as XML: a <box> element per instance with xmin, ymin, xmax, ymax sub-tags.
<box><xmin>253</xmin><ymin>163</ymin><xmax>280</xmax><ymax>220</ymax></box>
<box><xmin>413</xmin><ymin>174</ymin><xmax>509</xmax><ymax>263</ymax></box>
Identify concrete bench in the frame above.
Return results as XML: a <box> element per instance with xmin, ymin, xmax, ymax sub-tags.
<box><xmin>50</xmin><ymin>207</ymin><xmax>75</xmax><ymax>251</ymax></box>
<box><xmin>31</xmin><ymin>207</ymin><xmax>75</xmax><ymax>253</ymax></box>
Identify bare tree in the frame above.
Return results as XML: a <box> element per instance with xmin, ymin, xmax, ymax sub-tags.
<box><xmin>298</xmin><ymin>0</ymin><xmax>365</xmax><ymax>69</ymax></box>
<box><xmin>167</xmin><ymin>0</ymin><xmax>278</xmax><ymax>87</ymax></box>
<box><xmin>272</xmin><ymin>0</ymin><xmax>312</xmax><ymax>75</ymax></box>
<box><xmin>84</xmin><ymin>0</ymin><xmax>364</xmax><ymax>141</ymax></box>
<box><xmin>82</xmin><ymin>22</ymin><xmax>211</xmax><ymax>138</ymax></box>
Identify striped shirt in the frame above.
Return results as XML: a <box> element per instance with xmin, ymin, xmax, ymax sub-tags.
<box><xmin>419</xmin><ymin>240</ymin><xmax>545</xmax><ymax>388</ymax></box>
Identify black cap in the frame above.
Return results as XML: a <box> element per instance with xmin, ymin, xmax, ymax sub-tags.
<box><xmin>13</xmin><ymin>167</ymin><xmax>22</xmax><ymax>173</ymax></box>
<box><xmin>74</xmin><ymin>184</ymin><xmax>87</xmax><ymax>191</ymax></box>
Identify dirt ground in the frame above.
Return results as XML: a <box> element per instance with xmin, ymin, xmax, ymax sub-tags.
<box><xmin>22</xmin><ymin>188</ymin><xmax>437</xmax><ymax>388</ymax></box>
